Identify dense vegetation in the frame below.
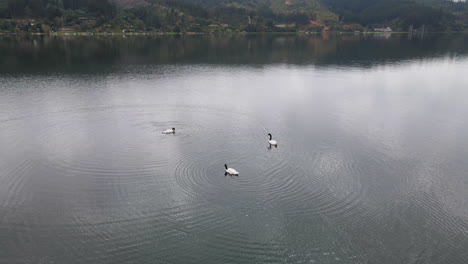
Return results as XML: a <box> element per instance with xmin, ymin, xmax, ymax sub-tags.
<box><xmin>325</xmin><ymin>0</ymin><xmax>467</xmax><ymax>31</ymax></box>
<box><xmin>0</xmin><ymin>0</ymin><xmax>466</xmax><ymax>33</ymax></box>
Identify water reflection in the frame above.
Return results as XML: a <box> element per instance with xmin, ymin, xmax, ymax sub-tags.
<box><xmin>0</xmin><ymin>33</ymin><xmax>468</xmax><ymax>264</ymax></box>
<box><xmin>1</xmin><ymin>33</ymin><xmax>468</xmax><ymax>74</ymax></box>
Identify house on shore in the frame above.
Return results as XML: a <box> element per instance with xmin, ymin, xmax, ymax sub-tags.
<box><xmin>374</xmin><ymin>27</ymin><xmax>392</xmax><ymax>32</ymax></box>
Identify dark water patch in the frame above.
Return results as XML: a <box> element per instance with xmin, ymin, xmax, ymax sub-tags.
<box><xmin>1</xmin><ymin>34</ymin><xmax>468</xmax><ymax>74</ymax></box>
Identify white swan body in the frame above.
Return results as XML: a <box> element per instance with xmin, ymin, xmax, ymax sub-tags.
<box><xmin>162</xmin><ymin>128</ymin><xmax>175</xmax><ymax>134</ymax></box>
<box><xmin>268</xmin><ymin>134</ymin><xmax>277</xmax><ymax>146</ymax></box>
<box><xmin>225</xmin><ymin>164</ymin><xmax>239</xmax><ymax>175</ymax></box>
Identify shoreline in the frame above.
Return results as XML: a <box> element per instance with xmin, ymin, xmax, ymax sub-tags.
<box><xmin>1</xmin><ymin>31</ymin><xmax>467</xmax><ymax>36</ymax></box>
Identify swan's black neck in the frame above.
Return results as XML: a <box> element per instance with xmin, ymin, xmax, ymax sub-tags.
<box><xmin>172</xmin><ymin>128</ymin><xmax>175</xmax><ymax>131</ymax></box>
<box><xmin>224</xmin><ymin>164</ymin><xmax>228</xmax><ymax>169</ymax></box>
<box><xmin>268</xmin><ymin>134</ymin><xmax>272</xmax><ymax>140</ymax></box>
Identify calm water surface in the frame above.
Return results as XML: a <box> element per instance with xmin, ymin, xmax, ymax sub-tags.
<box><xmin>1</xmin><ymin>34</ymin><xmax>468</xmax><ymax>263</ymax></box>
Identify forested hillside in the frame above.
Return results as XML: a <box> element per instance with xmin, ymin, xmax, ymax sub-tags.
<box><xmin>325</xmin><ymin>0</ymin><xmax>467</xmax><ymax>31</ymax></box>
<box><xmin>0</xmin><ymin>0</ymin><xmax>466</xmax><ymax>33</ymax></box>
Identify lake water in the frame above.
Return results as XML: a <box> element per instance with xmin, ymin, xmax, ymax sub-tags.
<box><xmin>1</xmin><ymin>33</ymin><xmax>468</xmax><ymax>263</ymax></box>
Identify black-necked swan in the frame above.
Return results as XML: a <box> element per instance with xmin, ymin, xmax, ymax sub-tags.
<box><xmin>162</xmin><ymin>128</ymin><xmax>175</xmax><ymax>134</ymax></box>
<box><xmin>225</xmin><ymin>164</ymin><xmax>239</xmax><ymax>175</ymax></box>
<box><xmin>268</xmin><ymin>133</ymin><xmax>277</xmax><ymax>146</ymax></box>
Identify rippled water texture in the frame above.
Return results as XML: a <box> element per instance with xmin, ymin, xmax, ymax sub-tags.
<box><xmin>1</xmin><ymin>34</ymin><xmax>468</xmax><ymax>263</ymax></box>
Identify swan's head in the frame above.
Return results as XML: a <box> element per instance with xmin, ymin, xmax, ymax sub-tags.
<box><xmin>224</xmin><ymin>164</ymin><xmax>228</xmax><ymax>169</ymax></box>
<box><xmin>172</xmin><ymin>128</ymin><xmax>175</xmax><ymax>131</ymax></box>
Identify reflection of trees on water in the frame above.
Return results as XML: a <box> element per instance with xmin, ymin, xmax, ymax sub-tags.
<box><xmin>0</xmin><ymin>33</ymin><xmax>467</xmax><ymax>73</ymax></box>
